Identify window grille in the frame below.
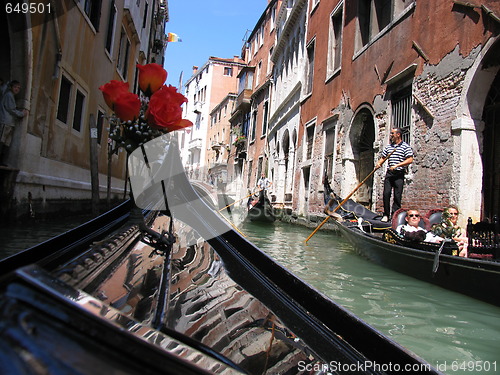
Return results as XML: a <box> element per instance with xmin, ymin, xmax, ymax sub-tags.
<box><xmin>391</xmin><ymin>87</ymin><xmax>412</xmax><ymax>143</ymax></box>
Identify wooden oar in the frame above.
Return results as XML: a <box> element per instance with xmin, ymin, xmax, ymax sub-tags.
<box><xmin>432</xmin><ymin>238</ymin><xmax>452</xmax><ymax>274</ymax></box>
<box><xmin>218</xmin><ymin>189</ymin><xmax>262</xmax><ymax>212</ymax></box>
<box><xmin>305</xmin><ymin>149</ymin><xmax>396</xmax><ymax>244</ymax></box>
<box><xmin>218</xmin><ymin>210</ymin><xmax>247</xmax><ymax>237</ymax></box>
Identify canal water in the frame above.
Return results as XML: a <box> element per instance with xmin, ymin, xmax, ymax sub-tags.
<box><xmin>237</xmin><ymin>219</ymin><xmax>500</xmax><ymax>375</ymax></box>
<box><xmin>1</xmin><ymin>214</ymin><xmax>498</xmax><ymax>374</ymax></box>
<box><xmin>0</xmin><ymin>214</ymin><xmax>94</xmax><ymax>259</ymax></box>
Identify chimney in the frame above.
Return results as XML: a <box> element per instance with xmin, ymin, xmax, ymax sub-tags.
<box><xmin>192</xmin><ymin>66</ymin><xmax>198</xmax><ymax>75</ymax></box>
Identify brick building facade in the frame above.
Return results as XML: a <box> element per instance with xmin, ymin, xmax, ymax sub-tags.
<box><xmin>191</xmin><ymin>0</ymin><xmax>500</xmax><ymax>226</ymax></box>
<box><xmin>299</xmin><ymin>0</ymin><xmax>500</xmax><ymax>225</ymax></box>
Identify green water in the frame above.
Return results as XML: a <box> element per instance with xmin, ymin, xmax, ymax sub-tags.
<box><xmin>238</xmin><ymin>219</ymin><xmax>500</xmax><ymax>375</ymax></box>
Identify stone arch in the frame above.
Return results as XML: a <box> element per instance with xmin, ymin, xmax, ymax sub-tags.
<box><xmin>343</xmin><ymin>105</ymin><xmax>376</xmax><ymax>207</ymax></box>
<box><xmin>454</xmin><ymin>36</ymin><xmax>500</xmax><ymax>222</ymax></box>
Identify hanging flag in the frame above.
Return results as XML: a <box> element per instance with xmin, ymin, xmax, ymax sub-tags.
<box><xmin>167</xmin><ymin>32</ymin><xmax>182</xmax><ymax>42</ymax></box>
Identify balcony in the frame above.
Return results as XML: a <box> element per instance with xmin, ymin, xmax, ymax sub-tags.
<box><xmin>211</xmin><ymin>141</ymin><xmax>223</xmax><ymax>151</ymax></box>
<box><xmin>189</xmin><ymin>138</ymin><xmax>202</xmax><ymax>150</ymax></box>
<box><xmin>193</xmin><ymin>101</ymin><xmax>202</xmax><ymax>114</ymax></box>
<box><xmin>236</xmin><ymin>89</ymin><xmax>252</xmax><ymax>111</ymax></box>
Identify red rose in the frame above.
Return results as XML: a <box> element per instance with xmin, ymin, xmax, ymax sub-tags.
<box><xmin>113</xmin><ymin>92</ymin><xmax>141</xmax><ymax>122</ymax></box>
<box><xmin>137</xmin><ymin>63</ymin><xmax>167</xmax><ymax>97</ymax></box>
<box><xmin>146</xmin><ymin>85</ymin><xmax>193</xmax><ymax>132</ymax></box>
<box><xmin>99</xmin><ymin>80</ymin><xmax>129</xmax><ymax>109</ymax></box>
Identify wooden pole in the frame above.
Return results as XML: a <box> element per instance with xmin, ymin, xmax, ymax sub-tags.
<box><xmin>305</xmin><ymin>149</ymin><xmax>397</xmax><ymax>244</ymax></box>
<box><xmin>89</xmin><ymin>114</ymin><xmax>99</xmax><ymax>216</ymax></box>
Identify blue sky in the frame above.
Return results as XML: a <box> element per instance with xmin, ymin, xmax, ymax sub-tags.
<box><xmin>163</xmin><ymin>0</ymin><xmax>268</xmax><ymax>89</ymax></box>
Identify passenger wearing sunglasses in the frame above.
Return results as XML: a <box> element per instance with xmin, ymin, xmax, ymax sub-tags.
<box><xmin>396</xmin><ymin>209</ymin><xmax>442</xmax><ymax>243</ymax></box>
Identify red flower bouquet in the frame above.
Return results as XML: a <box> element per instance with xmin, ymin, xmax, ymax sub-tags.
<box><xmin>99</xmin><ymin>63</ymin><xmax>192</xmax><ymax>154</ymax></box>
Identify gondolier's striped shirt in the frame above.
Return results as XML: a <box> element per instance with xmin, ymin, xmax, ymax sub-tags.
<box><xmin>380</xmin><ymin>141</ymin><xmax>413</xmax><ymax>171</ymax></box>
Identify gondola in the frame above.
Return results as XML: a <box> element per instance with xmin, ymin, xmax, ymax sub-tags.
<box><xmin>0</xmin><ymin>136</ymin><xmax>441</xmax><ymax>374</ymax></box>
<box><xmin>325</xmin><ymin>193</ymin><xmax>500</xmax><ymax>307</ymax></box>
<box><xmin>246</xmin><ymin>190</ymin><xmax>275</xmax><ymax>222</ymax></box>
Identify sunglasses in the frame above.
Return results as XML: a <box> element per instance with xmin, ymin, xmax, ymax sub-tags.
<box><xmin>408</xmin><ymin>214</ymin><xmax>420</xmax><ymax>217</ymax></box>
<box><xmin>449</xmin><ymin>212</ymin><xmax>458</xmax><ymax>216</ymax></box>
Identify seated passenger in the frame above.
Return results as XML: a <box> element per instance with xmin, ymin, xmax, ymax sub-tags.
<box><xmin>396</xmin><ymin>209</ymin><xmax>442</xmax><ymax>243</ymax></box>
<box><xmin>431</xmin><ymin>205</ymin><xmax>468</xmax><ymax>257</ymax></box>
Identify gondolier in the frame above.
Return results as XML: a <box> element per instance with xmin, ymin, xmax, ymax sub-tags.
<box><xmin>257</xmin><ymin>173</ymin><xmax>272</xmax><ymax>191</ymax></box>
<box><xmin>376</xmin><ymin>128</ymin><xmax>414</xmax><ymax>222</ymax></box>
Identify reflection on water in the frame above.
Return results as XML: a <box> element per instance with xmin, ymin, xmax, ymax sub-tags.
<box><xmin>238</xmin><ymin>219</ymin><xmax>500</xmax><ymax>375</ymax></box>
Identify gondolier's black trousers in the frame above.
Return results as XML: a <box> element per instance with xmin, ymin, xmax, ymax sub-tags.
<box><xmin>383</xmin><ymin>170</ymin><xmax>405</xmax><ymax>218</ymax></box>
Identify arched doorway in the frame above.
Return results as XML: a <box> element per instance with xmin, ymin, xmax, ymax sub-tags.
<box><xmin>0</xmin><ymin>9</ymin><xmax>10</xmax><ymax>76</ymax></box>
<box><xmin>282</xmin><ymin>129</ymin><xmax>290</xmax><ymax>199</ymax></box>
<box><xmin>482</xmin><ymin>71</ymin><xmax>500</xmax><ymax>219</ymax></box>
<box><xmin>350</xmin><ymin>108</ymin><xmax>375</xmax><ymax>207</ymax></box>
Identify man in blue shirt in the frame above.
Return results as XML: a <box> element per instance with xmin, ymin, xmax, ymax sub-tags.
<box><xmin>375</xmin><ymin>128</ymin><xmax>414</xmax><ymax>222</ymax></box>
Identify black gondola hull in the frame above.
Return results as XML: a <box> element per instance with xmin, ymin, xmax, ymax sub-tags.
<box><xmin>334</xmin><ymin>221</ymin><xmax>500</xmax><ymax>307</ymax></box>
<box><xmin>246</xmin><ymin>192</ymin><xmax>275</xmax><ymax>222</ymax></box>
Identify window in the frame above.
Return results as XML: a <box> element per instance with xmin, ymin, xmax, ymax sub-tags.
<box><xmin>242</xmin><ymin>112</ymin><xmax>250</xmax><ymax>137</ymax></box>
<box><xmin>267</xmin><ymin>47</ymin><xmax>273</xmax><ymax>75</ymax></box>
<box><xmin>256</xmin><ymin>61</ymin><xmax>262</xmax><ymax>84</ymax></box>
<box><xmin>328</xmin><ymin>4</ymin><xmax>343</xmax><ymax>77</ymax></box>
<box><xmin>117</xmin><ymin>28</ymin><xmax>130</xmax><ymax>79</ymax></box>
<box><xmin>250</xmin><ymin>110</ymin><xmax>257</xmax><ymax>142</ymax></box>
<box><xmin>391</xmin><ymin>86</ymin><xmax>412</xmax><ymax>143</ymax></box>
<box><xmin>357</xmin><ymin>0</ymin><xmax>415</xmax><ymax>50</ymax></box>
<box><xmin>323</xmin><ymin>118</ymin><xmax>337</xmax><ymax>181</ymax></box>
<box><xmin>72</xmin><ymin>90</ymin><xmax>85</xmax><ymax>132</ymax></box>
<box><xmin>262</xmin><ymin>102</ymin><xmax>269</xmax><ymax>136</ymax></box>
<box><xmin>56</xmin><ymin>73</ymin><xmax>87</xmax><ymax>132</ymax></box>
<box><xmin>224</xmin><ymin>67</ymin><xmax>233</xmax><ymax>76</ymax></box>
<box><xmin>305</xmin><ymin>41</ymin><xmax>315</xmax><ymax>95</ymax></box>
<box><xmin>238</xmin><ymin>70</ymin><xmax>254</xmax><ymax>94</ymax></box>
<box><xmin>373</xmin><ymin>0</ymin><xmax>392</xmax><ymax>34</ymax></box>
<box><xmin>306</xmin><ymin>124</ymin><xmax>315</xmax><ymax>160</ymax></box>
<box><xmin>257</xmin><ymin>157</ymin><xmax>263</xmax><ymax>179</ymax></box>
<box><xmin>57</xmin><ymin>76</ymin><xmax>72</xmax><ymax>124</ymax></box>
<box><xmin>84</xmin><ymin>0</ymin><xmax>102</xmax><ymax>30</ymax></box>
<box><xmin>105</xmin><ymin>1</ymin><xmax>117</xmax><ymax>53</ymax></box>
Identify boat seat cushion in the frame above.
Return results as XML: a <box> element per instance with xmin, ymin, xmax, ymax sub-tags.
<box><xmin>426</xmin><ymin>209</ymin><xmax>443</xmax><ymax>228</ymax></box>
